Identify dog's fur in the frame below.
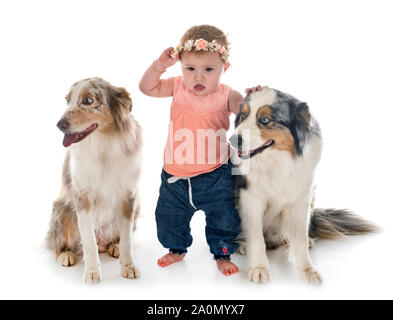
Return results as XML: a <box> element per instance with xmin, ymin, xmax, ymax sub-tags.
<box><xmin>230</xmin><ymin>87</ymin><xmax>378</xmax><ymax>284</ymax></box>
<box><xmin>46</xmin><ymin>78</ymin><xmax>143</xmax><ymax>284</ymax></box>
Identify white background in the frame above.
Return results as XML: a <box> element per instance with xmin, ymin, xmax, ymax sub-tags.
<box><xmin>0</xmin><ymin>0</ymin><xmax>392</xmax><ymax>300</ymax></box>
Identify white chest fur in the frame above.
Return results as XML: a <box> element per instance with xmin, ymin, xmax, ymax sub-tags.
<box><xmin>239</xmin><ymin>135</ymin><xmax>322</xmax><ymax>220</ymax></box>
<box><xmin>69</xmin><ymin>132</ymin><xmax>142</xmax><ymax>222</ymax></box>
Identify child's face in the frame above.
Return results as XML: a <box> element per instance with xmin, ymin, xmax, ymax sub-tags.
<box><xmin>180</xmin><ymin>51</ymin><xmax>228</xmax><ymax>96</ymax></box>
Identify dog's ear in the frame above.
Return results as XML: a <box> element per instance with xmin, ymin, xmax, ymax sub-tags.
<box><xmin>289</xmin><ymin>101</ymin><xmax>311</xmax><ymax>156</ymax></box>
<box><xmin>108</xmin><ymin>85</ymin><xmax>132</xmax><ymax>112</ymax></box>
<box><xmin>297</xmin><ymin>102</ymin><xmax>311</xmax><ymax>125</ymax></box>
<box><xmin>108</xmin><ymin>85</ymin><xmax>132</xmax><ymax>132</ymax></box>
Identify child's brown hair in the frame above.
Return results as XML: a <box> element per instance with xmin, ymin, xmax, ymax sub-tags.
<box><xmin>179</xmin><ymin>25</ymin><xmax>229</xmax><ymax>49</ymax></box>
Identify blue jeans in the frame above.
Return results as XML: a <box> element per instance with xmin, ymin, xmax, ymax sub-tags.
<box><xmin>155</xmin><ymin>163</ymin><xmax>240</xmax><ymax>260</ymax></box>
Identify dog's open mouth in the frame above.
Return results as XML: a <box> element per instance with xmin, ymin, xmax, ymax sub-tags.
<box><xmin>238</xmin><ymin>140</ymin><xmax>274</xmax><ymax>159</ymax></box>
<box><xmin>62</xmin><ymin>123</ymin><xmax>98</xmax><ymax>147</ymax></box>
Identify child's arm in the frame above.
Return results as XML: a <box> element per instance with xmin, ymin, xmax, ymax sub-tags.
<box><xmin>228</xmin><ymin>90</ymin><xmax>244</xmax><ymax>114</ymax></box>
<box><xmin>139</xmin><ymin>47</ymin><xmax>178</xmax><ymax>97</ymax></box>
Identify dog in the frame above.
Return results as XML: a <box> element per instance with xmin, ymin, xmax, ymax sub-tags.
<box><xmin>230</xmin><ymin>87</ymin><xmax>378</xmax><ymax>284</ymax></box>
<box><xmin>46</xmin><ymin>77</ymin><xmax>143</xmax><ymax>284</ymax></box>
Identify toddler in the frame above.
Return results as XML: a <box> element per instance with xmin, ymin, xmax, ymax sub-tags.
<box><xmin>139</xmin><ymin>25</ymin><xmax>245</xmax><ymax>276</ymax></box>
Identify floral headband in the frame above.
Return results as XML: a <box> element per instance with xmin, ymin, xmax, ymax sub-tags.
<box><xmin>171</xmin><ymin>39</ymin><xmax>229</xmax><ymax>63</ymax></box>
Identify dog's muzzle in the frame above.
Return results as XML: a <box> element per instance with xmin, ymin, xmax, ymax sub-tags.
<box><xmin>229</xmin><ymin>134</ymin><xmax>243</xmax><ymax>150</ymax></box>
<box><xmin>57</xmin><ymin>118</ymin><xmax>70</xmax><ymax>133</ymax></box>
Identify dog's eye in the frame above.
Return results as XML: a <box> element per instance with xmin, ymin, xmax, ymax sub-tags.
<box><xmin>240</xmin><ymin>112</ymin><xmax>247</xmax><ymax>120</ymax></box>
<box><xmin>82</xmin><ymin>97</ymin><xmax>93</xmax><ymax>105</ymax></box>
<box><xmin>259</xmin><ymin>116</ymin><xmax>270</xmax><ymax>125</ymax></box>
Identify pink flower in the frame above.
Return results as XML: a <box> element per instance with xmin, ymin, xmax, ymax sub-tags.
<box><xmin>218</xmin><ymin>46</ymin><xmax>226</xmax><ymax>54</ymax></box>
<box><xmin>195</xmin><ymin>39</ymin><xmax>208</xmax><ymax>51</ymax></box>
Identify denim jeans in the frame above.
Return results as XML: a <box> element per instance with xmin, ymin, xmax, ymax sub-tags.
<box><xmin>155</xmin><ymin>163</ymin><xmax>240</xmax><ymax>260</ymax></box>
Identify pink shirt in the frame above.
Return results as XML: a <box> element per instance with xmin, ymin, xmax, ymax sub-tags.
<box><xmin>164</xmin><ymin>76</ymin><xmax>232</xmax><ymax>177</ymax></box>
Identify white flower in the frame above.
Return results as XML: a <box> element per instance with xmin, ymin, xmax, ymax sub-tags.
<box><xmin>209</xmin><ymin>40</ymin><xmax>219</xmax><ymax>51</ymax></box>
<box><xmin>184</xmin><ymin>40</ymin><xmax>193</xmax><ymax>51</ymax></box>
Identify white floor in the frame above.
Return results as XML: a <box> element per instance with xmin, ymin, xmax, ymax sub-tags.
<box><xmin>1</xmin><ymin>199</ymin><xmax>391</xmax><ymax>300</ymax></box>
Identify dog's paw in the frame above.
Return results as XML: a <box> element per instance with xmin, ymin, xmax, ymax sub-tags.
<box><xmin>238</xmin><ymin>244</ymin><xmax>247</xmax><ymax>255</ymax></box>
<box><xmin>248</xmin><ymin>266</ymin><xmax>271</xmax><ymax>283</ymax></box>
<box><xmin>300</xmin><ymin>267</ymin><xmax>322</xmax><ymax>285</ymax></box>
<box><xmin>57</xmin><ymin>251</ymin><xmax>76</xmax><ymax>267</ymax></box>
<box><xmin>121</xmin><ymin>263</ymin><xmax>140</xmax><ymax>279</ymax></box>
<box><xmin>107</xmin><ymin>243</ymin><xmax>120</xmax><ymax>258</ymax></box>
<box><xmin>84</xmin><ymin>270</ymin><xmax>102</xmax><ymax>285</ymax></box>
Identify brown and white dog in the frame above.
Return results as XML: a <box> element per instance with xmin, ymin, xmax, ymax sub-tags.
<box><xmin>46</xmin><ymin>78</ymin><xmax>143</xmax><ymax>284</ymax></box>
<box><xmin>230</xmin><ymin>87</ymin><xmax>378</xmax><ymax>284</ymax></box>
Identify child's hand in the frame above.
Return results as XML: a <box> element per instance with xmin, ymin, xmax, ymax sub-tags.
<box><xmin>245</xmin><ymin>85</ymin><xmax>268</xmax><ymax>95</ymax></box>
<box><xmin>157</xmin><ymin>47</ymin><xmax>179</xmax><ymax>69</ymax></box>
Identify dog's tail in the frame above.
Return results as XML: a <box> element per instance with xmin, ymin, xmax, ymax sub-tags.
<box><xmin>309</xmin><ymin>208</ymin><xmax>380</xmax><ymax>240</ymax></box>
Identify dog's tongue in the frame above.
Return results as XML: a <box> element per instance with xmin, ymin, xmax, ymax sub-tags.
<box><xmin>63</xmin><ymin>133</ymin><xmax>79</xmax><ymax>147</ymax></box>
<box><xmin>238</xmin><ymin>150</ymin><xmax>250</xmax><ymax>157</ymax></box>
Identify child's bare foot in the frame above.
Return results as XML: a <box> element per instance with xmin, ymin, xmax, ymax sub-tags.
<box><xmin>157</xmin><ymin>253</ymin><xmax>186</xmax><ymax>267</ymax></box>
<box><xmin>216</xmin><ymin>260</ymin><xmax>239</xmax><ymax>276</ymax></box>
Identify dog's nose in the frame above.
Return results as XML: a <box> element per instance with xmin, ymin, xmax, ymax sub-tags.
<box><xmin>229</xmin><ymin>134</ymin><xmax>242</xmax><ymax>149</ymax></box>
<box><xmin>57</xmin><ymin>118</ymin><xmax>70</xmax><ymax>132</ymax></box>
